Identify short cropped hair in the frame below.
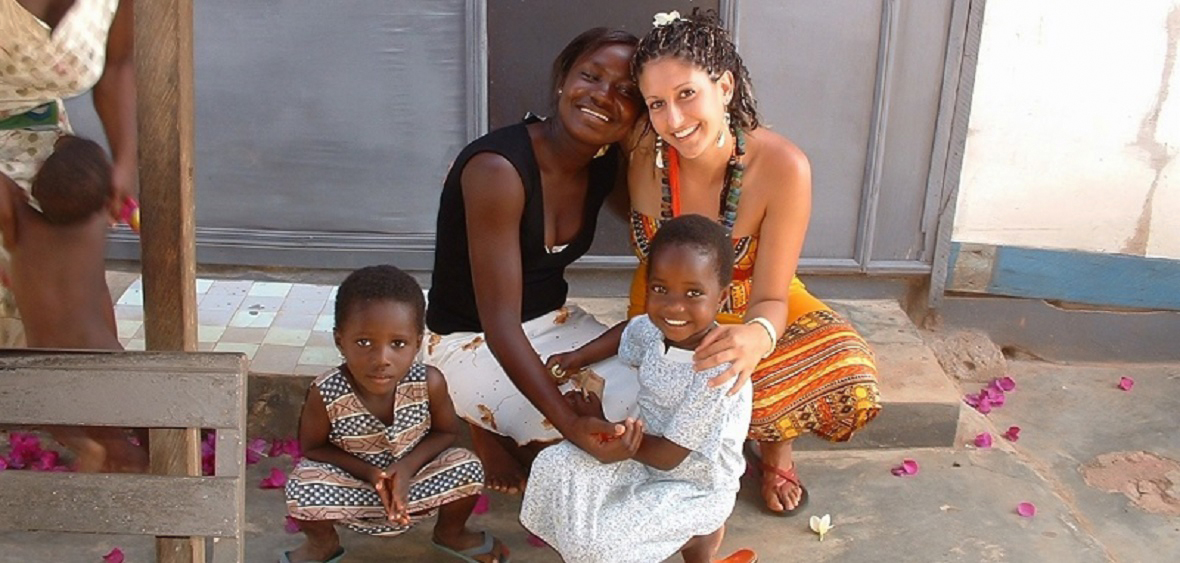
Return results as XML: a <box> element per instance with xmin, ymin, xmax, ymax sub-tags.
<box><xmin>334</xmin><ymin>265</ymin><xmax>426</xmax><ymax>332</ymax></box>
<box><xmin>647</xmin><ymin>214</ymin><xmax>735</xmax><ymax>288</ymax></box>
<box><xmin>31</xmin><ymin>135</ymin><xmax>112</xmax><ymax>224</ymax></box>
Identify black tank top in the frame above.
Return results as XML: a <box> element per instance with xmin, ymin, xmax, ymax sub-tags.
<box><xmin>426</xmin><ymin>120</ymin><xmax>619</xmax><ymax>334</ymax></box>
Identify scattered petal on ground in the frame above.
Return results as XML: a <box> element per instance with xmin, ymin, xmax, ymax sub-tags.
<box><xmin>260</xmin><ymin>467</ymin><xmax>288</xmax><ymax>489</ymax></box>
<box><xmin>892</xmin><ymin>459</ymin><xmax>920</xmax><ymax>476</ymax></box>
<box><xmin>526</xmin><ymin>533</ymin><xmax>548</xmax><ymax>548</ymax></box>
<box><xmin>809</xmin><ymin>514</ymin><xmax>833</xmax><ymax>541</ymax></box>
<box><xmin>0</xmin><ymin>457</ymin><xmax>7</xmax><ymax>471</ymax></box>
<box><xmin>1118</xmin><ymin>377</ymin><xmax>1135</xmax><ymax>391</ymax></box>
<box><xmin>472</xmin><ymin>493</ymin><xmax>490</xmax><ymax>515</ymax></box>
<box><xmin>1003</xmin><ymin>426</ymin><xmax>1021</xmax><ymax>442</ymax></box>
<box><xmin>974</xmin><ymin>433</ymin><xmax>993</xmax><ymax>448</ymax></box>
<box><xmin>269</xmin><ymin>437</ymin><xmax>302</xmax><ymax>460</ymax></box>
<box><xmin>102</xmin><ymin>548</ymin><xmax>125</xmax><ymax>563</ymax></box>
<box><xmin>1016</xmin><ymin>502</ymin><xmax>1036</xmax><ymax>517</ymax></box>
<box><xmin>284</xmin><ymin>516</ymin><xmax>301</xmax><ymax>534</ymax></box>
<box><xmin>963</xmin><ymin>393</ymin><xmax>981</xmax><ymax>408</ymax></box>
<box><xmin>976</xmin><ymin>401</ymin><xmax>993</xmax><ymax>414</ymax></box>
<box><xmin>246</xmin><ymin>438</ymin><xmax>269</xmax><ymax>465</ymax></box>
<box><xmin>996</xmin><ymin>376</ymin><xmax>1017</xmax><ymax>392</ymax></box>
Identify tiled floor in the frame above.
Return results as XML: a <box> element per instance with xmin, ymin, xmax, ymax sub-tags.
<box><xmin>114</xmin><ymin>278</ymin><xmax>341</xmax><ymax>375</ymax></box>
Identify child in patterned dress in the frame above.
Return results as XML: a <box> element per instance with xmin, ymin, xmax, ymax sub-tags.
<box><xmin>521</xmin><ymin>215</ymin><xmax>757</xmax><ymax>563</ymax></box>
<box><xmin>283</xmin><ymin>265</ymin><xmax>508</xmax><ymax>563</ymax></box>
<box><xmin>0</xmin><ymin>134</ymin><xmax>147</xmax><ymax>473</ymax></box>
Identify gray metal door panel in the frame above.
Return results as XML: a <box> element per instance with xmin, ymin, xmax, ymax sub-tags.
<box><xmin>872</xmin><ymin>0</ymin><xmax>954</xmax><ymax>264</ymax></box>
<box><xmin>68</xmin><ymin>0</ymin><xmax>472</xmax><ymax>269</ymax></box>
<box><xmin>738</xmin><ymin>0</ymin><xmax>884</xmax><ymax>263</ymax></box>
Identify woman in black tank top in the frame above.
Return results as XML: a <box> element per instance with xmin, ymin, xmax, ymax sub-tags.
<box><xmin>424</xmin><ymin>29</ymin><xmax>645</xmax><ymax>495</ymax></box>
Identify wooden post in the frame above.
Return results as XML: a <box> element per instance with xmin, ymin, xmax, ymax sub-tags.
<box><xmin>134</xmin><ymin>0</ymin><xmax>202</xmax><ymax>561</ymax></box>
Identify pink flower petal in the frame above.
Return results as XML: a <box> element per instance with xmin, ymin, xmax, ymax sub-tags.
<box><xmin>989</xmin><ymin>392</ymin><xmax>1006</xmax><ymax>407</ymax></box>
<box><xmin>259</xmin><ymin>467</ymin><xmax>288</xmax><ymax>489</ymax></box>
<box><xmin>890</xmin><ymin>466</ymin><xmax>906</xmax><ymax>476</ymax></box>
<box><xmin>1118</xmin><ymin>377</ymin><xmax>1134</xmax><ymax>391</ymax></box>
<box><xmin>284</xmin><ymin>516</ymin><xmax>301</xmax><ymax>534</ymax></box>
<box><xmin>526</xmin><ymin>533</ymin><xmax>548</xmax><ymax>548</ymax></box>
<box><xmin>0</xmin><ymin>457</ymin><xmax>7</xmax><ymax>471</ymax></box>
<box><xmin>1016</xmin><ymin>502</ymin><xmax>1036</xmax><ymax>517</ymax></box>
<box><xmin>974</xmin><ymin>432</ymin><xmax>993</xmax><ymax>448</ymax></box>
<box><xmin>269</xmin><ymin>437</ymin><xmax>302</xmax><ymax>459</ymax></box>
<box><xmin>901</xmin><ymin>459</ymin><xmax>919</xmax><ymax>474</ymax></box>
<box><xmin>103</xmin><ymin>548</ymin><xmax>125</xmax><ymax>563</ymax></box>
<box><xmin>997</xmin><ymin>376</ymin><xmax>1016</xmax><ymax>392</ymax></box>
<box><xmin>246</xmin><ymin>438</ymin><xmax>269</xmax><ymax>465</ymax></box>
<box><xmin>976</xmin><ymin>401</ymin><xmax>993</xmax><ymax>414</ymax></box>
<box><xmin>32</xmin><ymin>450</ymin><xmax>59</xmax><ymax>471</ymax></box>
<box><xmin>472</xmin><ymin>493</ymin><xmax>490</xmax><ymax>515</ymax></box>
<box><xmin>1003</xmin><ymin>426</ymin><xmax>1021</xmax><ymax>442</ymax></box>
<box><xmin>963</xmin><ymin>393</ymin><xmax>981</xmax><ymax>408</ymax></box>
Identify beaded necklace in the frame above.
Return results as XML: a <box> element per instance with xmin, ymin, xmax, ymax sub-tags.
<box><xmin>659</xmin><ymin>127</ymin><xmax>746</xmax><ymax>233</ymax></box>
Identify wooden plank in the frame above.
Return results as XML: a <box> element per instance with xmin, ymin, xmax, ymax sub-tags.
<box><xmin>0</xmin><ymin>349</ymin><xmax>244</xmax><ymax>371</ymax></box>
<box><xmin>134</xmin><ymin>0</ymin><xmax>201</xmax><ymax>557</ymax></box>
<box><xmin>927</xmin><ymin>0</ymin><xmax>987</xmax><ymax>308</ymax></box>
<box><xmin>0</xmin><ymin>472</ymin><xmax>240</xmax><ymax>537</ymax></box>
<box><xmin>0</xmin><ymin>368</ymin><xmax>245</xmax><ymax>429</ymax></box>
<box><xmin>946</xmin><ymin>243</ymin><xmax>1180</xmax><ymax>311</ymax></box>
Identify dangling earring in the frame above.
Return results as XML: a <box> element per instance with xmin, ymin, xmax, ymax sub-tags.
<box><xmin>594</xmin><ymin>145</ymin><xmax>609</xmax><ymax>159</ymax></box>
<box><xmin>655</xmin><ymin>136</ymin><xmax>666</xmax><ymax>169</ymax></box>
<box><xmin>716</xmin><ymin>112</ymin><xmax>731</xmax><ymax>148</ymax></box>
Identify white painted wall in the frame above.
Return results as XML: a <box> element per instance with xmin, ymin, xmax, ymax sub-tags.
<box><xmin>954</xmin><ymin>0</ymin><xmax>1180</xmax><ymax>259</ymax></box>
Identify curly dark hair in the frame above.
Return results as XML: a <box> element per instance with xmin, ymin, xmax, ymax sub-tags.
<box><xmin>334</xmin><ymin>265</ymin><xmax>426</xmax><ymax>333</ymax></box>
<box><xmin>632</xmin><ymin>8</ymin><xmax>759</xmax><ymax>130</ymax></box>
<box><xmin>31</xmin><ymin>135</ymin><xmax>112</xmax><ymax>225</ymax></box>
<box><xmin>648</xmin><ymin>214</ymin><xmax>735</xmax><ymax>288</ymax></box>
<box><xmin>550</xmin><ymin>27</ymin><xmax>641</xmax><ymax>109</ymax></box>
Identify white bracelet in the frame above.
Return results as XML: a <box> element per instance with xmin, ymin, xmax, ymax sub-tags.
<box><xmin>745</xmin><ymin>316</ymin><xmax>778</xmax><ymax>358</ymax></box>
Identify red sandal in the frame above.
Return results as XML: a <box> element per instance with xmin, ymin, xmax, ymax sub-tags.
<box><xmin>745</xmin><ymin>442</ymin><xmax>810</xmax><ymax>517</ymax></box>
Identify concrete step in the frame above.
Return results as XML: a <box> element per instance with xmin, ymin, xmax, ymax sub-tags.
<box><xmin>248</xmin><ymin>299</ymin><xmax>962</xmax><ymax>450</ymax></box>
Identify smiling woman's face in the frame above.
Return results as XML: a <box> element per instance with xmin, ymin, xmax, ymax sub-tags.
<box><xmin>555</xmin><ymin>43</ymin><xmax>641</xmax><ymax>147</ymax></box>
<box><xmin>639</xmin><ymin>57</ymin><xmax>734</xmax><ymax>160</ymax></box>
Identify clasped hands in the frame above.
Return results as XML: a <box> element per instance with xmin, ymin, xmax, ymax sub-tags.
<box><xmin>368</xmin><ymin>462</ymin><xmax>412</xmax><ymax>526</ymax></box>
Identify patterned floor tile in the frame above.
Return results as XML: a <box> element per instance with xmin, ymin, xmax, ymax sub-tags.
<box><xmin>116</xmin><ymin>320</ymin><xmax>142</xmax><ymax>340</ymax></box>
<box><xmin>126</xmin><ymin>339</ymin><xmax>145</xmax><ymax>351</ymax></box>
<box><xmin>307</xmin><ymin>331</ymin><xmax>335</xmax><ymax>348</ymax></box>
<box><xmin>294</xmin><ymin>363</ymin><xmax>335</xmax><ymax>376</ymax></box>
<box><xmin>251</xmin><ymin>344</ymin><xmax>304</xmax><ymax>374</ymax></box>
<box><xmin>240</xmin><ymin>295</ymin><xmax>285</xmax><ymax>313</ymax></box>
<box><xmin>200</xmin><ymin>292</ymin><xmax>247</xmax><ymax>312</ymax></box>
<box><xmin>214</xmin><ymin>342</ymin><xmax>259</xmax><ymax>359</ymax></box>
<box><xmin>313</xmin><ymin>314</ymin><xmax>334</xmax><ymax>332</ymax></box>
<box><xmin>248</xmin><ymin>282</ymin><xmax>293</xmax><ymax>298</ymax></box>
<box><xmin>288</xmin><ymin>284</ymin><xmax>333</xmax><ymax>300</ymax></box>
<box><xmin>220</xmin><ymin>327</ymin><xmax>268</xmax><ymax>344</ymax></box>
<box><xmin>299</xmin><ymin>346</ymin><xmax>340</xmax><ymax>366</ymax></box>
<box><xmin>115</xmin><ymin>305</ymin><xmax>143</xmax><ymax>321</ymax></box>
<box><xmin>229</xmin><ymin>311</ymin><xmax>277</xmax><ymax>329</ymax></box>
<box><xmin>272</xmin><ymin>311</ymin><xmax>318</xmax><ymax>330</ymax></box>
<box><xmin>198</xmin><ymin>325</ymin><xmax>227</xmax><ymax>343</ymax></box>
<box><xmin>263</xmin><ymin>328</ymin><xmax>311</xmax><ymax>347</ymax></box>
<box><xmin>195</xmin><ymin>279</ymin><xmax>214</xmax><ymax>294</ymax></box>
<box><xmin>198</xmin><ymin>308</ymin><xmax>235</xmax><ymax>326</ymax></box>
<box><xmin>279</xmin><ymin>298</ymin><xmax>327</xmax><ymax>315</ymax></box>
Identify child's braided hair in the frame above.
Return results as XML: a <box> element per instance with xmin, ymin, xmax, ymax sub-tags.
<box><xmin>633</xmin><ymin>8</ymin><xmax>759</xmax><ymax>130</ymax></box>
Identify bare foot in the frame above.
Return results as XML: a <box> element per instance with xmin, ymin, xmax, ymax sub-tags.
<box><xmin>286</xmin><ymin>519</ymin><xmax>342</xmax><ymax>563</ymax></box>
<box><xmin>470</xmin><ymin>424</ymin><xmax>527</xmax><ymax>494</ymax></box>
<box><xmin>433</xmin><ymin>528</ymin><xmax>508</xmax><ymax>563</ymax></box>
<box><xmin>752</xmin><ymin>440</ymin><xmax>806</xmax><ymax>513</ymax></box>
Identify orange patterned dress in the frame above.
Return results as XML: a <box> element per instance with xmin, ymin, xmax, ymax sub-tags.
<box><xmin>629</xmin><ymin>210</ymin><xmax>880</xmax><ymax>442</ymax></box>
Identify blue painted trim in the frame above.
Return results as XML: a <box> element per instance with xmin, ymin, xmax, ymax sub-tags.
<box><xmin>958</xmin><ymin>244</ymin><xmax>1180</xmax><ymax>311</ymax></box>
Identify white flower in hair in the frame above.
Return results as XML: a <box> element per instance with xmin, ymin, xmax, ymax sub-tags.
<box><xmin>652</xmin><ymin>10</ymin><xmax>683</xmax><ymax>27</ymax></box>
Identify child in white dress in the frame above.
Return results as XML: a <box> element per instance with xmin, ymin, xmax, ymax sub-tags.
<box><xmin>521</xmin><ymin>215</ymin><xmax>757</xmax><ymax>563</ymax></box>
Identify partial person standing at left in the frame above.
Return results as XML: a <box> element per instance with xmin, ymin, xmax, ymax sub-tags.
<box><xmin>0</xmin><ymin>0</ymin><xmax>137</xmax><ymax>346</ymax></box>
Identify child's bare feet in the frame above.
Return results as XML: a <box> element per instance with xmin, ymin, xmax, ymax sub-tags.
<box><xmin>284</xmin><ymin>519</ymin><xmax>343</xmax><ymax>563</ymax></box>
<box><xmin>470</xmin><ymin>424</ymin><xmax>527</xmax><ymax>494</ymax></box>
<box><xmin>431</xmin><ymin>528</ymin><xmax>508</xmax><ymax>563</ymax></box>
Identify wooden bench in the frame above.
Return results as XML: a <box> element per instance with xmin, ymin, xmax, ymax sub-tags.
<box><xmin>0</xmin><ymin>351</ymin><xmax>248</xmax><ymax>562</ymax></box>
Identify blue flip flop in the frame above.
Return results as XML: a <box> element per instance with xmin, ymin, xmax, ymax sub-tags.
<box><xmin>431</xmin><ymin>530</ymin><xmax>508</xmax><ymax>562</ymax></box>
<box><xmin>278</xmin><ymin>546</ymin><xmax>345</xmax><ymax>563</ymax></box>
